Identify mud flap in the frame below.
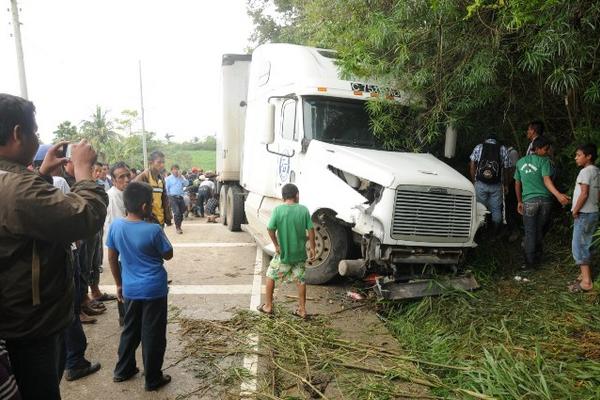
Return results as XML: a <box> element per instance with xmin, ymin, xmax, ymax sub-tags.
<box><xmin>373</xmin><ymin>274</ymin><xmax>479</xmax><ymax>300</ymax></box>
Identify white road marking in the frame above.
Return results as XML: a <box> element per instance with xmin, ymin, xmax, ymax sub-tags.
<box><xmin>98</xmin><ymin>284</ymin><xmax>264</xmax><ymax>295</ymax></box>
<box><xmin>104</xmin><ymin>242</ymin><xmax>255</xmax><ymax>250</ymax></box>
<box><xmin>239</xmin><ymin>247</ymin><xmax>263</xmax><ymax>398</ymax></box>
<box><xmin>172</xmin><ymin>242</ymin><xmax>255</xmax><ymax>248</ymax></box>
<box><xmin>175</xmin><ymin>223</ymin><xmax>226</xmax><ymax>227</ymax></box>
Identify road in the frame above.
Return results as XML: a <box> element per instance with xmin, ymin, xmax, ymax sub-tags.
<box><xmin>60</xmin><ymin>218</ymin><xmax>405</xmax><ymax>399</ymax></box>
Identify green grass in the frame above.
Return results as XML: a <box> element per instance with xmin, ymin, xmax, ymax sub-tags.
<box><xmin>381</xmin><ymin>227</ymin><xmax>600</xmax><ymax>399</ymax></box>
<box><xmin>164</xmin><ymin>149</ymin><xmax>215</xmax><ymax>172</ymax></box>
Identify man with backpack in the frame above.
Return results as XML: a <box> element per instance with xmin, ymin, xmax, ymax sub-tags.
<box><xmin>469</xmin><ymin>134</ymin><xmax>513</xmax><ymax>235</ymax></box>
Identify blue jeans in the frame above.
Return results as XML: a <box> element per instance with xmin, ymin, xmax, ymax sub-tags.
<box><xmin>572</xmin><ymin>212</ymin><xmax>598</xmax><ymax>265</ymax></box>
<box><xmin>523</xmin><ymin>197</ymin><xmax>553</xmax><ymax>265</ymax></box>
<box><xmin>475</xmin><ymin>181</ymin><xmax>503</xmax><ymax>224</ymax></box>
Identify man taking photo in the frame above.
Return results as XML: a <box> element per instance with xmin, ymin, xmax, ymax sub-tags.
<box><xmin>0</xmin><ymin>93</ymin><xmax>108</xmax><ymax>400</ymax></box>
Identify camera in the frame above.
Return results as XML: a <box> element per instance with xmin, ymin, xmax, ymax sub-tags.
<box><xmin>61</xmin><ymin>143</ymin><xmax>72</xmax><ymax>160</ymax></box>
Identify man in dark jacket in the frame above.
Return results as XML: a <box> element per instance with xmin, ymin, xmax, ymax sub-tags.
<box><xmin>0</xmin><ymin>93</ymin><xmax>108</xmax><ymax>400</ymax></box>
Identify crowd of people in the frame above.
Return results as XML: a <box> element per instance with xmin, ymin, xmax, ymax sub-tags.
<box><xmin>1</xmin><ymin>93</ymin><xmax>599</xmax><ymax>400</ymax></box>
<box><xmin>469</xmin><ymin>120</ymin><xmax>599</xmax><ymax>291</ymax></box>
<box><xmin>0</xmin><ymin>94</ymin><xmax>222</xmax><ymax>399</ymax></box>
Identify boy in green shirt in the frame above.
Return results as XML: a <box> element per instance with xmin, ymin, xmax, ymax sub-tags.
<box><xmin>514</xmin><ymin>137</ymin><xmax>570</xmax><ymax>267</ymax></box>
<box><xmin>258</xmin><ymin>184</ymin><xmax>316</xmax><ymax>318</ymax></box>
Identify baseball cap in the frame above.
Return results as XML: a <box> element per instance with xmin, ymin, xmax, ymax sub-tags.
<box><xmin>34</xmin><ymin>144</ymin><xmax>52</xmax><ymax>162</ymax></box>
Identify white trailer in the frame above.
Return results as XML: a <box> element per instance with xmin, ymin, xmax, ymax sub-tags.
<box><xmin>217</xmin><ymin>44</ymin><xmax>485</xmax><ymax>299</ymax></box>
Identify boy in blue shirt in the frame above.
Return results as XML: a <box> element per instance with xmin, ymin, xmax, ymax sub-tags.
<box><xmin>106</xmin><ymin>181</ymin><xmax>174</xmax><ymax>391</ymax></box>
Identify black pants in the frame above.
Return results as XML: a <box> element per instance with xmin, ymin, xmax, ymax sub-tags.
<box><xmin>114</xmin><ymin>296</ymin><xmax>167</xmax><ymax>386</ymax></box>
<box><xmin>5</xmin><ymin>331</ymin><xmax>65</xmax><ymax>400</ymax></box>
<box><xmin>64</xmin><ymin>249</ymin><xmax>89</xmax><ymax>370</ymax></box>
<box><xmin>168</xmin><ymin>196</ymin><xmax>186</xmax><ymax>229</ymax></box>
<box><xmin>196</xmin><ymin>188</ymin><xmax>210</xmax><ymax>217</ymax></box>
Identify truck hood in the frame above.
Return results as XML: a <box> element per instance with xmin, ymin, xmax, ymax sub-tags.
<box><xmin>311</xmin><ymin>141</ymin><xmax>474</xmax><ymax>192</ymax></box>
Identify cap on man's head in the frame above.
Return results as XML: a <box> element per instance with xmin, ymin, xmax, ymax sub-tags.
<box><xmin>33</xmin><ymin>143</ymin><xmax>51</xmax><ymax>162</ymax></box>
<box><xmin>487</xmin><ymin>133</ymin><xmax>498</xmax><ymax>141</ymax></box>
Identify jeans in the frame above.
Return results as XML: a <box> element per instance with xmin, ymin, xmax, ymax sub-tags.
<box><xmin>572</xmin><ymin>212</ymin><xmax>599</xmax><ymax>265</ymax></box>
<box><xmin>168</xmin><ymin>196</ymin><xmax>186</xmax><ymax>229</ymax></box>
<box><xmin>64</xmin><ymin>249</ymin><xmax>89</xmax><ymax>370</ymax></box>
<box><xmin>196</xmin><ymin>187</ymin><xmax>210</xmax><ymax>217</ymax></box>
<box><xmin>475</xmin><ymin>181</ymin><xmax>503</xmax><ymax>224</ymax></box>
<box><xmin>523</xmin><ymin>197</ymin><xmax>553</xmax><ymax>265</ymax></box>
<box><xmin>114</xmin><ymin>296</ymin><xmax>167</xmax><ymax>386</ymax></box>
<box><xmin>5</xmin><ymin>331</ymin><xmax>65</xmax><ymax>400</ymax></box>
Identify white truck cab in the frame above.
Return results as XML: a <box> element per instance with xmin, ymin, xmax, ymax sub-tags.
<box><xmin>217</xmin><ymin>44</ymin><xmax>485</xmax><ymax>299</ymax></box>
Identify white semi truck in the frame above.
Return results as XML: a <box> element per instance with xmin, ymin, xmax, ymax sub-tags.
<box><xmin>217</xmin><ymin>44</ymin><xmax>485</xmax><ymax>299</ymax></box>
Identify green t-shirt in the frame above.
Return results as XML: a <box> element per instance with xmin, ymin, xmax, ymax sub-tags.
<box><xmin>267</xmin><ymin>203</ymin><xmax>314</xmax><ymax>264</ymax></box>
<box><xmin>514</xmin><ymin>154</ymin><xmax>553</xmax><ymax>201</ymax></box>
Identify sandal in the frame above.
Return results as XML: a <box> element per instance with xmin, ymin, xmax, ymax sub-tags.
<box><xmin>568</xmin><ymin>281</ymin><xmax>593</xmax><ymax>293</ymax></box>
<box><xmin>256</xmin><ymin>304</ymin><xmax>273</xmax><ymax>315</ymax></box>
<box><xmin>93</xmin><ymin>293</ymin><xmax>117</xmax><ymax>302</ymax></box>
<box><xmin>292</xmin><ymin>309</ymin><xmax>307</xmax><ymax>320</ymax></box>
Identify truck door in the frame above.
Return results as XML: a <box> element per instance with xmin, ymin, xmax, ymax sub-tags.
<box><xmin>275</xmin><ymin>98</ymin><xmax>302</xmax><ymax>191</ymax></box>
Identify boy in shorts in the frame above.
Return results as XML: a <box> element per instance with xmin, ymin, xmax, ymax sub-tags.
<box><xmin>106</xmin><ymin>182</ymin><xmax>174</xmax><ymax>391</ymax></box>
<box><xmin>258</xmin><ymin>184</ymin><xmax>316</xmax><ymax>318</ymax></box>
<box><xmin>569</xmin><ymin>143</ymin><xmax>600</xmax><ymax>292</ymax></box>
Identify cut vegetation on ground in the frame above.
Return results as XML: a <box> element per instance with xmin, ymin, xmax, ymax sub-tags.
<box><xmin>174</xmin><ymin>226</ymin><xmax>600</xmax><ymax>399</ymax></box>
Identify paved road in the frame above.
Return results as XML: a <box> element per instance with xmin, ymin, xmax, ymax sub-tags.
<box><xmin>60</xmin><ymin>218</ymin><xmax>403</xmax><ymax>399</ymax></box>
<box><xmin>60</xmin><ymin>219</ymin><xmax>261</xmax><ymax>399</ymax></box>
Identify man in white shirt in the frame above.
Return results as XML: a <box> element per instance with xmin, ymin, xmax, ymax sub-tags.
<box><xmin>196</xmin><ymin>175</ymin><xmax>216</xmax><ymax>218</ymax></box>
<box><xmin>105</xmin><ymin>162</ymin><xmax>131</xmax><ymax>230</ymax></box>
<box><xmin>105</xmin><ymin>161</ymin><xmax>132</xmax><ymax>325</ymax></box>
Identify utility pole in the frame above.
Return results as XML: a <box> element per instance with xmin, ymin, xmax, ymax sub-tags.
<box><xmin>139</xmin><ymin>60</ymin><xmax>148</xmax><ymax>170</ymax></box>
<box><xmin>10</xmin><ymin>0</ymin><xmax>28</xmax><ymax>99</ymax></box>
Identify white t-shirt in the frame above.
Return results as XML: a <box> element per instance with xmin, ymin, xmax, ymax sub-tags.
<box><xmin>105</xmin><ymin>186</ymin><xmax>126</xmax><ymax>231</ymax></box>
<box><xmin>572</xmin><ymin>165</ymin><xmax>600</xmax><ymax>213</ymax></box>
<box><xmin>52</xmin><ymin>176</ymin><xmax>71</xmax><ymax>194</ymax></box>
<box><xmin>200</xmin><ymin>180</ymin><xmax>216</xmax><ymax>191</ymax></box>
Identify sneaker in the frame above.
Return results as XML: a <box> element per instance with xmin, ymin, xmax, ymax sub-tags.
<box><xmin>145</xmin><ymin>374</ymin><xmax>172</xmax><ymax>391</ymax></box>
<box><xmin>176</xmin><ymin>228</ymin><xmax>183</xmax><ymax>234</ymax></box>
<box><xmin>65</xmin><ymin>362</ymin><xmax>101</xmax><ymax>381</ymax></box>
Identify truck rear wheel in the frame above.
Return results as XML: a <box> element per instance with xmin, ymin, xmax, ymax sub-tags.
<box><xmin>226</xmin><ymin>185</ymin><xmax>244</xmax><ymax>232</ymax></box>
<box><xmin>220</xmin><ymin>184</ymin><xmax>229</xmax><ymax>226</ymax></box>
<box><xmin>304</xmin><ymin>221</ymin><xmax>347</xmax><ymax>284</ymax></box>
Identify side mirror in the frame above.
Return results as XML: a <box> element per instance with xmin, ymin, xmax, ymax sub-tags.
<box><xmin>263</xmin><ymin>104</ymin><xmax>276</xmax><ymax>145</ymax></box>
<box><xmin>444</xmin><ymin>125</ymin><xmax>457</xmax><ymax>159</ymax></box>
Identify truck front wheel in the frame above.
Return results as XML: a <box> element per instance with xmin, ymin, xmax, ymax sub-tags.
<box><xmin>219</xmin><ymin>184</ymin><xmax>229</xmax><ymax>226</ymax></box>
<box><xmin>226</xmin><ymin>185</ymin><xmax>245</xmax><ymax>232</ymax></box>
<box><xmin>304</xmin><ymin>221</ymin><xmax>347</xmax><ymax>284</ymax></box>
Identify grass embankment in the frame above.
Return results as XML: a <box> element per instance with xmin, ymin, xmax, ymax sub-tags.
<box><xmin>382</xmin><ymin>226</ymin><xmax>600</xmax><ymax>399</ymax></box>
<box><xmin>164</xmin><ymin>149</ymin><xmax>215</xmax><ymax>172</ymax></box>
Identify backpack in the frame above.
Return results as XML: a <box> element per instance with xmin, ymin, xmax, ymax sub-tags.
<box><xmin>476</xmin><ymin>142</ymin><xmax>502</xmax><ymax>184</ymax></box>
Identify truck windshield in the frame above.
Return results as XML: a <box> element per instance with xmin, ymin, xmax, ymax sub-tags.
<box><xmin>302</xmin><ymin>96</ymin><xmax>387</xmax><ymax>150</ymax></box>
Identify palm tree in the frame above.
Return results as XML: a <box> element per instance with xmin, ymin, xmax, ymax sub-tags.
<box><xmin>80</xmin><ymin>106</ymin><xmax>118</xmax><ymax>160</ymax></box>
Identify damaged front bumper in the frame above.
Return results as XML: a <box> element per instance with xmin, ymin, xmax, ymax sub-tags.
<box><xmin>373</xmin><ymin>274</ymin><xmax>480</xmax><ymax>300</ymax></box>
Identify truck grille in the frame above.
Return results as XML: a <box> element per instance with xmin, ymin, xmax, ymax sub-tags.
<box><xmin>391</xmin><ymin>186</ymin><xmax>473</xmax><ymax>243</ymax></box>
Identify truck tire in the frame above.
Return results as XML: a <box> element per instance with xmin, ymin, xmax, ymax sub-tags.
<box><xmin>220</xmin><ymin>184</ymin><xmax>229</xmax><ymax>226</ymax></box>
<box><xmin>304</xmin><ymin>221</ymin><xmax>347</xmax><ymax>284</ymax></box>
<box><xmin>226</xmin><ymin>185</ymin><xmax>244</xmax><ymax>232</ymax></box>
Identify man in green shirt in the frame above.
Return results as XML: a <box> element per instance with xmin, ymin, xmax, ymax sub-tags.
<box><xmin>258</xmin><ymin>184</ymin><xmax>316</xmax><ymax>319</ymax></box>
<box><xmin>514</xmin><ymin>136</ymin><xmax>570</xmax><ymax>267</ymax></box>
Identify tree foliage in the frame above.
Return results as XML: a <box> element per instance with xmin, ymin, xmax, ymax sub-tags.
<box><xmin>247</xmin><ymin>0</ymin><xmax>600</xmax><ymax>180</ymax></box>
<box><xmin>51</xmin><ymin>107</ymin><xmax>216</xmax><ymax>169</ymax></box>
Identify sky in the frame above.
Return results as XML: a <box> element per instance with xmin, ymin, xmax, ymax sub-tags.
<box><xmin>0</xmin><ymin>0</ymin><xmax>254</xmax><ymax>143</ymax></box>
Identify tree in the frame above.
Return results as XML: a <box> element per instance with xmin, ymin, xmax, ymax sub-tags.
<box><xmin>80</xmin><ymin>106</ymin><xmax>118</xmax><ymax>160</ymax></box>
<box><xmin>115</xmin><ymin>109</ymin><xmax>139</xmax><ymax>136</ymax></box>
<box><xmin>164</xmin><ymin>133</ymin><xmax>174</xmax><ymax>143</ymax></box>
<box><xmin>53</xmin><ymin>121</ymin><xmax>79</xmax><ymax>142</ymax></box>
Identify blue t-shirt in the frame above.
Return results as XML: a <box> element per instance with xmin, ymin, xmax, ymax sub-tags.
<box><xmin>106</xmin><ymin>219</ymin><xmax>173</xmax><ymax>300</ymax></box>
<box><xmin>165</xmin><ymin>174</ymin><xmax>187</xmax><ymax>196</ymax></box>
